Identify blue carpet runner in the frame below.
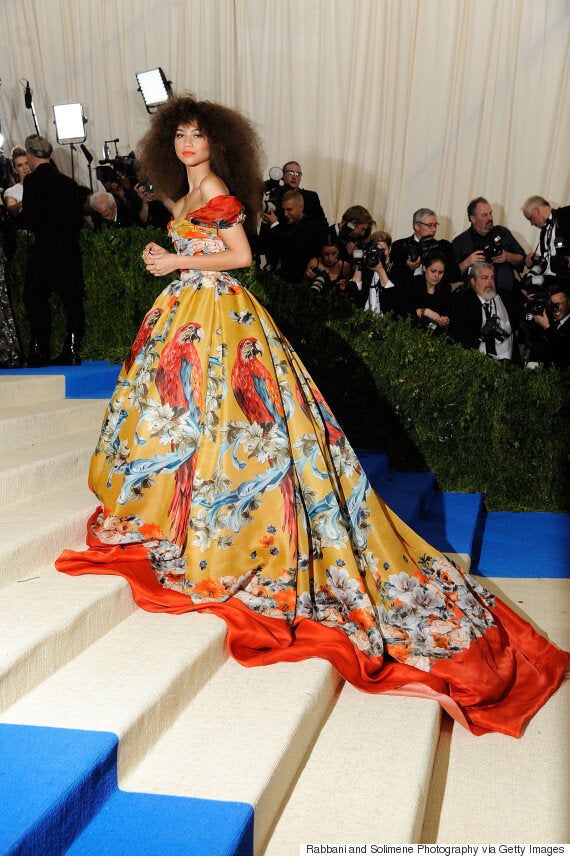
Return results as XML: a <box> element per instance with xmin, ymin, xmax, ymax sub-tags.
<box><xmin>0</xmin><ymin>724</ymin><xmax>253</xmax><ymax>856</ymax></box>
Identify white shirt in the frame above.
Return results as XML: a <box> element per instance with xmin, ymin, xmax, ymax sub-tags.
<box><xmin>478</xmin><ymin>294</ymin><xmax>512</xmax><ymax>360</ymax></box>
<box><xmin>361</xmin><ymin>272</ymin><xmax>395</xmax><ymax>315</ymax></box>
<box><xmin>3</xmin><ymin>182</ymin><xmax>24</xmax><ymax>203</ymax></box>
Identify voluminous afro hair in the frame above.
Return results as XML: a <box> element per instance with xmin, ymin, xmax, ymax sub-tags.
<box><xmin>137</xmin><ymin>93</ymin><xmax>263</xmax><ymax>234</ymax></box>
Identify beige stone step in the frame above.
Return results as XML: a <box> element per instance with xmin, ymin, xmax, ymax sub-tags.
<box><xmin>0</xmin><ymin>565</ymin><xmax>135</xmax><ymax>712</ymax></box>
<box><xmin>0</xmin><ymin>397</ymin><xmax>106</xmax><ymax>451</ymax></box>
<box><xmin>263</xmin><ymin>687</ymin><xmax>441</xmax><ymax>852</ymax></box>
<box><xmin>0</xmin><ymin>428</ymin><xmax>98</xmax><ymax>508</ymax></box>
<box><xmin>421</xmin><ymin>577</ymin><xmax>570</xmax><ymax>844</ymax></box>
<box><xmin>0</xmin><ymin>608</ymin><xmax>229</xmax><ymax>777</ymax></box>
<box><xmin>0</xmin><ymin>374</ymin><xmax>66</xmax><ymax>407</ymax></box>
<box><xmin>0</xmin><ymin>475</ymin><xmax>97</xmax><ymax>588</ymax></box>
<box><xmin>123</xmin><ymin>656</ymin><xmax>345</xmax><ymax>855</ymax></box>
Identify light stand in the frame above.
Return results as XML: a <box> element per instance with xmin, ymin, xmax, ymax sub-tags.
<box><xmin>136</xmin><ymin>68</ymin><xmax>172</xmax><ymax>113</ymax></box>
<box><xmin>53</xmin><ymin>103</ymin><xmax>87</xmax><ymax>181</ymax></box>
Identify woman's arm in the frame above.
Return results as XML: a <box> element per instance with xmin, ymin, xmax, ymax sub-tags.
<box><xmin>303</xmin><ymin>257</ymin><xmax>320</xmax><ymax>280</ymax></box>
<box><xmin>421</xmin><ymin>306</ymin><xmax>449</xmax><ymax>326</ymax></box>
<box><xmin>143</xmin><ymin>221</ymin><xmax>252</xmax><ymax>275</ymax></box>
<box><xmin>4</xmin><ymin>190</ymin><xmax>22</xmax><ymax>216</ymax></box>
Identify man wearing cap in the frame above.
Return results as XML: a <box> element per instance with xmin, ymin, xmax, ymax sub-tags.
<box><xmin>21</xmin><ymin>133</ymin><xmax>86</xmax><ymax>365</ymax></box>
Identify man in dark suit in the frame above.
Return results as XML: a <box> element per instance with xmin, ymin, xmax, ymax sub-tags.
<box><xmin>21</xmin><ymin>134</ymin><xmax>86</xmax><ymax>365</ymax></box>
<box><xmin>263</xmin><ymin>189</ymin><xmax>324</xmax><ymax>283</ymax></box>
<box><xmin>449</xmin><ymin>262</ymin><xmax>522</xmax><ymax>362</ymax></box>
<box><xmin>391</xmin><ymin>207</ymin><xmax>460</xmax><ymax>291</ymax></box>
<box><xmin>524</xmin><ymin>283</ymin><xmax>570</xmax><ymax>369</ymax></box>
<box><xmin>521</xmin><ymin>196</ymin><xmax>570</xmax><ymax>279</ymax></box>
<box><xmin>274</xmin><ymin>161</ymin><xmax>328</xmax><ymax>232</ymax></box>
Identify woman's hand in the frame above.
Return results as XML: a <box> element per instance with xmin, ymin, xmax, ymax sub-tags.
<box><xmin>142</xmin><ymin>242</ymin><xmax>178</xmax><ymax>277</ymax></box>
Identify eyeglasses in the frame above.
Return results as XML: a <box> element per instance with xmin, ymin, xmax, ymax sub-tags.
<box><xmin>285</xmin><ymin>170</ymin><xmax>302</xmax><ymax>177</ymax></box>
<box><xmin>417</xmin><ymin>221</ymin><xmax>439</xmax><ymax>227</ymax></box>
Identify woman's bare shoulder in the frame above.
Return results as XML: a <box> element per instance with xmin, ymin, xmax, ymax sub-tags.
<box><xmin>200</xmin><ymin>173</ymin><xmax>230</xmax><ymax>204</ymax></box>
<box><xmin>171</xmin><ymin>196</ymin><xmax>186</xmax><ymax>218</ymax></box>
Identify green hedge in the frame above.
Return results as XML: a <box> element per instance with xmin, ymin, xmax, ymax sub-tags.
<box><xmin>8</xmin><ymin>228</ymin><xmax>569</xmax><ymax>512</ymax></box>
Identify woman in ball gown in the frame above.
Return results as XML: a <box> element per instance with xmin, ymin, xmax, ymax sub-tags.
<box><xmin>56</xmin><ymin>95</ymin><xmax>568</xmax><ymax>737</ymax></box>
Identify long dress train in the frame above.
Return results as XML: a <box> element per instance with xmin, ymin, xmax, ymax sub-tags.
<box><xmin>56</xmin><ymin>196</ymin><xmax>568</xmax><ymax>737</ymax></box>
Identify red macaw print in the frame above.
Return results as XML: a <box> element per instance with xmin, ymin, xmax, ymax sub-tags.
<box><xmin>295</xmin><ymin>383</ymin><xmax>344</xmax><ymax>447</ymax></box>
<box><xmin>124</xmin><ymin>307</ymin><xmax>164</xmax><ymax>374</ymax></box>
<box><xmin>231</xmin><ymin>337</ymin><xmax>297</xmax><ymax>548</ymax></box>
<box><xmin>155</xmin><ymin>322</ymin><xmax>204</xmax><ymax>546</ymax></box>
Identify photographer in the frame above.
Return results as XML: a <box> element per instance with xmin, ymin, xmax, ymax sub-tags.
<box><xmin>303</xmin><ymin>240</ymin><xmax>352</xmax><ymax>295</ymax></box>
<box><xmin>521</xmin><ymin>196</ymin><xmax>570</xmax><ymax>279</ymax></box>
<box><xmin>96</xmin><ymin>163</ymin><xmax>143</xmax><ymax>227</ymax></box>
<box><xmin>347</xmin><ymin>231</ymin><xmax>410</xmax><ymax>317</ymax></box>
<box><xmin>452</xmin><ymin>197</ymin><xmax>525</xmax><ymax>292</ymax></box>
<box><xmin>391</xmin><ymin>208</ymin><xmax>460</xmax><ymax>290</ymax></box>
<box><xmin>327</xmin><ymin>205</ymin><xmax>375</xmax><ymax>266</ymax></box>
<box><xmin>262</xmin><ymin>189</ymin><xmax>323</xmax><ymax>283</ymax></box>
<box><xmin>449</xmin><ymin>261</ymin><xmax>521</xmax><ymax>362</ymax></box>
<box><xmin>412</xmin><ymin>251</ymin><xmax>453</xmax><ymax>334</ymax></box>
<box><xmin>519</xmin><ymin>279</ymin><xmax>570</xmax><ymax>369</ymax></box>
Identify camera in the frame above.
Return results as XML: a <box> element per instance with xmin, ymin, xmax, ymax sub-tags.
<box><xmin>352</xmin><ymin>245</ymin><xmax>386</xmax><ymax>271</ymax></box>
<box><xmin>364</xmin><ymin>244</ymin><xmax>386</xmax><ymax>269</ymax></box>
<box><xmin>96</xmin><ymin>153</ymin><xmax>138</xmax><ymax>186</ymax></box>
<box><xmin>262</xmin><ymin>166</ymin><xmax>283</xmax><ymax>215</ymax></box>
<box><xmin>310</xmin><ymin>266</ymin><xmax>331</xmax><ymax>294</ymax></box>
<box><xmin>481</xmin><ymin>227</ymin><xmax>503</xmax><ymax>262</ymax></box>
<box><xmin>340</xmin><ymin>221</ymin><xmax>371</xmax><ymax>247</ymax></box>
<box><xmin>526</xmin><ymin>255</ymin><xmax>548</xmax><ymax>277</ymax></box>
<box><xmin>480</xmin><ymin>312</ymin><xmax>510</xmax><ymax>344</ymax></box>
<box><xmin>407</xmin><ymin>236</ymin><xmax>440</xmax><ymax>262</ymax></box>
<box><xmin>521</xmin><ymin>274</ymin><xmax>558</xmax><ymax>321</ymax></box>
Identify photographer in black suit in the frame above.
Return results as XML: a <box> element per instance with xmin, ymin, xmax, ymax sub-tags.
<box><xmin>348</xmin><ymin>231</ymin><xmax>410</xmax><ymax>318</ymax></box>
<box><xmin>263</xmin><ymin>189</ymin><xmax>324</xmax><ymax>283</ymax></box>
<box><xmin>274</xmin><ymin>160</ymin><xmax>328</xmax><ymax>232</ymax></box>
<box><xmin>521</xmin><ymin>196</ymin><xmax>570</xmax><ymax>279</ymax></box>
<box><xmin>449</xmin><ymin>261</ymin><xmax>521</xmax><ymax>362</ymax></box>
<box><xmin>519</xmin><ymin>279</ymin><xmax>570</xmax><ymax>369</ymax></box>
<box><xmin>21</xmin><ymin>134</ymin><xmax>86</xmax><ymax>366</ymax></box>
<box><xmin>391</xmin><ymin>208</ymin><xmax>460</xmax><ymax>291</ymax></box>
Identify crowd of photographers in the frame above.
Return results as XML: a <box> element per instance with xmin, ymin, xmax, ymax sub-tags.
<box><xmin>0</xmin><ymin>143</ymin><xmax>568</xmax><ymax>371</ymax></box>
<box><xmin>0</xmin><ymin>139</ymin><xmax>173</xmax><ymax>367</ymax></box>
<box><xmin>258</xmin><ymin>165</ymin><xmax>570</xmax><ymax>370</ymax></box>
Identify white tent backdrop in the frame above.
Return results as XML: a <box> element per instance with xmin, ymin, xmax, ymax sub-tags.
<box><xmin>0</xmin><ymin>0</ymin><xmax>568</xmax><ymax>250</ymax></box>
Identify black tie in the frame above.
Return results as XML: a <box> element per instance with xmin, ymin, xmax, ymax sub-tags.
<box><xmin>483</xmin><ymin>301</ymin><xmax>497</xmax><ymax>355</ymax></box>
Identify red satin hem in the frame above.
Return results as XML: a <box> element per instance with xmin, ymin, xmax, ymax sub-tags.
<box><xmin>55</xmin><ymin>515</ymin><xmax>569</xmax><ymax>739</ymax></box>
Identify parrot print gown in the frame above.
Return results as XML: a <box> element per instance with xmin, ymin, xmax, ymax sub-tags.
<box><xmin>56</xmin><ymin>196</ymin><xmax>568</xmax><ymax>737</ymax></box>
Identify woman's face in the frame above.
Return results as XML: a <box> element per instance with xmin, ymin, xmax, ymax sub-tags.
<box><xmin>424</xmin><ymin>260</ymin><xmax>445</xmax><ymax>287</ymax></box>
<box><xmin>321</xmin><ymin>246</ymin><xmax>340</xmax><ymax>267</ymax></box>
<box><xmin>174</xmin><ymin>123</ymin><xmax>210</xmax><ymax>167</ymax></box>
<box><xmin>13</xmin><ymin>156</ymin><xmax>31</xmax><ymax>181</ymax></box>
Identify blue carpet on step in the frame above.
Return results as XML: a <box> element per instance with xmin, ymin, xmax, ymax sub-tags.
<box><xmin>0</xmin><ymin>723</ymin><xmax>254</xmax><ymax>856</ymax></box>
<box><xmin>473</xmin><ymin>511</ymin><xmax>570</xmax><ymax>579</ymax></box>
<box><xmin>0</xmin><ymin>360</ymin><xmax>121</xmax><ymax>398</ymax></box>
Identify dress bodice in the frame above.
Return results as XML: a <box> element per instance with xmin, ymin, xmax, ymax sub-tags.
<box><xmin>168</xmin><ymin>195</ymin><xmax>245</xmax><ymax>257</ymax></box>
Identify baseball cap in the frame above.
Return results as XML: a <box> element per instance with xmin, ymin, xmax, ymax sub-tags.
<box><xmin>25</xmin><ymin>134</ymin><xmax>53</xmax><ymax>158</ymax></box>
